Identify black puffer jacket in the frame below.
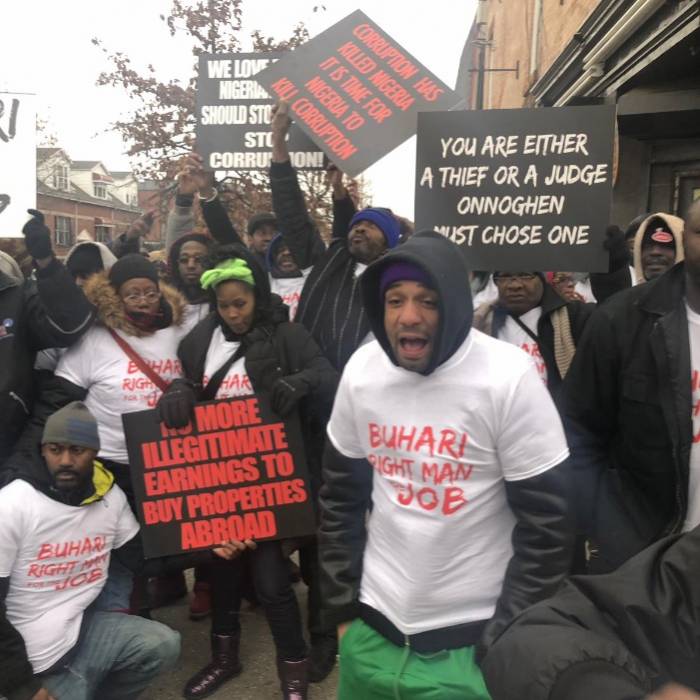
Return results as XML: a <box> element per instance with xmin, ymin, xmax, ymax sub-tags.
<box><xmin>482</xmin><ymin>527</ymin><xmax>700</xmax><ymax>700</ymax></box>
<box><xmin>318</xmin><ymin>231</ymin><xmax>573</xmax><ymax>654</ymax></box>
<box><xmin>177</xmin><ymin>246</ymin><xmax>338</xmax><ymax>488</ymax></box>
<box><xmin>0</xmin><ymin>258</ymin><xmax>94</xmax><ymax>465</ymax></box>
<box><xmin>564</xmin><ymin>262</ymin><xmax>691</xmax><ymax>573</ymax></box>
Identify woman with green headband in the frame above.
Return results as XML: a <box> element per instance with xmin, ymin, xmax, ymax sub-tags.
<box><xmin>157</xmin><ymin>244</ymin><xmax>337</xmax><ymax>700</ymax></box>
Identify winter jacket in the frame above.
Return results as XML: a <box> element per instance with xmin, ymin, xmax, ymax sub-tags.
<box><xmin>0</xmin><ymin>257</ymin><xmax>94</xmax><ymax>466</ymax></box>
<box><xmin>270</xmin><ymin>161</ymin><xmax>365</xmax><ymax>370</ymax></box>
<box><xmin>633</xmin><ymin>212</ymin><xmax>684</xmax><ymax>283</ymax></box>
<box><xmin>5</xmin><ymin>273</ymin><xmax>187</xmax><ymax>475</ymax></box>
<box><xmin>563</xmin><ymin>262</ymin><xmax>691</xmax><ymax>573</ymax></box>
<box><xmin>482</xmin><ymin>527</ymin><xmax>700</xmax><ymax>700</ymax></box>
<box><xmin>319</xmin><ymin>231</ymin><xmax>572</xmax><ymax>655</ymax></box>
<box><xmin>176</xmin><ymin>246</ymin><xmax>338</xmax><ymax>490</ymax></box>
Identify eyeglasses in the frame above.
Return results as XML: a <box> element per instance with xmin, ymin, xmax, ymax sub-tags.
<box><xmin>123</xmin><ymin>291</ymin><xmax>161</xmax><ymax>304</ymax></box>
<box><xmin>178</xmin><ymin>255</ymin><xmax>208</xmax><ymax>265</ymax></box>
<box><xmin>494</xmin><ymin>273</ymin><xmax>538</xmax><ymax>284</ymax></box>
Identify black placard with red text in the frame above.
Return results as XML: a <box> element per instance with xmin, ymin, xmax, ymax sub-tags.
<box><xmin>254</xmin><ymin>10</ymin><xmax>462</xmax><ymax>177</ymax></box>
<box><xmin>123</xmin><ymin>394</ymin><xmax>315</xmax><ymax>558</ymax></box>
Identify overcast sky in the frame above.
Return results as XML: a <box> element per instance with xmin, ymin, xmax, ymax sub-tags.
<box><xmin>1</xmin><ymin>0</ymin><xmax>477</xmax><ymax>219</ymax></box>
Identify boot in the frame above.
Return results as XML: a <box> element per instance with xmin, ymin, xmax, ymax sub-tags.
<box><xmin>183</xmin><ymin>633</ymin><xmax>242</xmax><ymax>700</ymax></box>
<box><xmin>278</xmin><ymin>658</ymin><xmax>309</xmax><ymax>700</ymax></box>
<box><xmin>149</xmin><ymin>571</ymin><xmax>187</xmax><ymax>609</ymax></box>
<box><xmin>189</xmin><ymin>582</ymin><xmax>212</xmax><ymax>620</ymax></box>
<box><xmin>308</xmin><ymin>633</ymin><xmax>337</xmax><ymax>683</ymax></box>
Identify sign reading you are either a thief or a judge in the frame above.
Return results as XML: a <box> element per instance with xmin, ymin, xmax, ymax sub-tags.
<box><xmin>123</xmin><ymin>395</ymin><xmax>315</xmax><ymax>559</ymax></box>
<box><xmin>254</xmin><ymin>10</ymin><xmax>462</xmax><ymax>178</ymax></box>
<box><xmin>415</xmin><ymin>105</ymin><xmax>616</xmax><ymax>272</ymax></box>
<box><xmin>196</xmin><ymin>52</ymin><xmax>324</xmax><ymax>173</ymax></box>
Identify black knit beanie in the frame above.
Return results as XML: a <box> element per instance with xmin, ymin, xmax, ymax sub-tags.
<box><xmin>67</xmin><ymin>245</ymin><xmax>105</xmax><ymax>278</ymax></box>
<box><xmin>247</xmin><ymin>212</ymin><xmax>277</xmax><ymax>236</ymax></box>
<box><xmin>109</xmin><ymin>254</ymin><xmax>159</xmax><ymax>290</ymax></box>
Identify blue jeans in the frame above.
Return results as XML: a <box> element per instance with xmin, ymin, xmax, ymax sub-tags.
<box><xmin>41</xmin><ymin>611</ymin><xmax>180</xmax><ymax>700</ymax></box>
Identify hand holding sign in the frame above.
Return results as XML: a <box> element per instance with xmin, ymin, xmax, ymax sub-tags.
<box><xmin>212</xmin><ymin>538</ymin><xmax>257</xmax><ymax>560</ymax></box>
<box><xmin>176</xmin><ymin>152</ymin><xmax>216</xmax><ymax>198</ymax></box>
<box><xmin>271</xmin><ymin>100</ymin><xmax>292</xmax><ymax>162</ymax></box>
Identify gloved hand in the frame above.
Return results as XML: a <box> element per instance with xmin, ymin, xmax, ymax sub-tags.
<box><xmin>604</xmin><ymin>224</ymin><xmax>628</xmax><ymax>272</ymax></box>
<box><xmin>271</xmin><ymin>373</ymin><xmax>312</xmax><ymax>417</ymax></box>
<box><xmin>22</xmin><ymin>209</ymin><xmax>53</xmax><ymax>260</ymax></box>
<box><xmin>157</xmin><ymin>379</ymin><xmax>197</xmax><ymax>428</ymax></box>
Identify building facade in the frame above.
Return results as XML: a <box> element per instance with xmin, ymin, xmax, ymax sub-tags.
<box><xmin>460</xmin><ymin>0</ymin><xmax>700</xmax><ymax>227</ymax></box>
<box><xmin>36</xmin><ymin>148</ymin><xmax>142</xmax><ymax>257</ymax></box>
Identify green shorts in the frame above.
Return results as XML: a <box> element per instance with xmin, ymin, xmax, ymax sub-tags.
<box><xmin>338</xmin><ymin>618</ymin><xmax>491</xmax><ymax>700</ymax></box>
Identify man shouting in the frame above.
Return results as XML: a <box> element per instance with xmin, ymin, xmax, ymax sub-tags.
<box><xmin>318</xmin><ymin>230</ymin><xmax>573</xmax><ymax>699</ymax></box>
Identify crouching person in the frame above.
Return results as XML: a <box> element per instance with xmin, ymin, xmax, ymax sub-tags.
<box><xmin>0</xmin><ymin>402</ymin><xmax>180</xmax><ymax>700</ymax></box>
<box><xmin>319</xmin><ymin>231</ymin><xmax>573</xmax><ymax>699</ymax></box>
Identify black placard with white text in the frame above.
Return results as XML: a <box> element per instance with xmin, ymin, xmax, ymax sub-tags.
<box><xmin>196</xmin><ymin>52</ymin><xmax>324</xmax><ymax>172</ymax></box>
<box><xmin>123</xmin><ymin>395</ymin><xmax>315</xmax><ymax>559</ymax></box>
<box><xmin>414</xmin><ymin>105</ymin><xmax>615</xmax><ymax>272</ymax></box>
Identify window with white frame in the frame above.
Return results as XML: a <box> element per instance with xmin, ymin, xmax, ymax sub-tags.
<box><xmin>52</xmin><ymin>165</ymin><xmax>69</xmax><ymax>191</ymax></box>
<box><xmin>55</xmin><ymin>216</ymin><xmax>73</xmax><ymax>247</ymax></box>
<box><xmin>94</xmin><ymin>182</ymin><xmax>108</xmax><ymax>199</ymax></box>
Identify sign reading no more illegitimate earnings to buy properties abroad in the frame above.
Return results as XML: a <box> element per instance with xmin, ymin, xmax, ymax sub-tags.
<box><xmin>415</xmin><ymin>105</ymin><xmax>616</xmax><ymax>272</ymax></box>
<box><xmin>196</xmin><ymin>52</ymin><xmax>325</xmax><ymax>173</ymax></box>
<box><xmin>254</xmin><ymin>10</ymin><xmax>463</xmax><ymax>178</ymax></box>
<box><xmin>123</xmin><ymin>394</ymin><xmax>315</xmax><ymax>559</ymax></box>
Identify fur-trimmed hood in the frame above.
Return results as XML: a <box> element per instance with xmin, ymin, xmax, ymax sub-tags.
<box><xmin>633</xmin><ymin>212</ymin><xmax>685</xmax><ymax>283</ymax></box>
<box><xmin>83</xmin><ymin>270</ymin><xmax>186</xmax><ymax>337</ymax></box>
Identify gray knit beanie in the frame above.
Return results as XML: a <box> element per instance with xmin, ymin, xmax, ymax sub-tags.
<box><xmin>42</xmin><ymin>401</ymin><xmax>100</xmax><ymax>450</ymax></box>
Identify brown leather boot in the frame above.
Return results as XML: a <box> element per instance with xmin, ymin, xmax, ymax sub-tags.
<box><xmin>183</xmin><ymin>633</ymin><xmax>242</xmax><ymax>700</ymax></box>
<box><xmin>278</xmin><ymin>658</ymin><xmax>309</xmax><ymax>700</ymax></box>
<box><xmin>189</xmin><ymin>582</ymin><xmax>211</xmax><ymax>620</ymax></box>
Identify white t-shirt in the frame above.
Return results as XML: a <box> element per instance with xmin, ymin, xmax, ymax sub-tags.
<box><xmin>182</xmin><ymin>302</ymin><xmax>210</xmax><ymax>333</ymax></box>
<box><xmin>203</xmin><ymin>326</ymin><xmax>253</xmax><ymax>400</ymax></box>
<box><xmin>56</xmin><ymin>325</ymin><xmax>187</xmax><ymax>463</ymax></box>
<box><xmin>685</xmin><ymin>303</ymin><xmax>700</xmax><ymax>531</ymax></box>
<box><xmin>327</xmin><ymin>331</ymin><xmax>569</xmax><ymax>635</ymax></box>
<box><xmin>497</xmin><ymin>307</ymin><xmax>548</xmax><ymax>384</ymax></box>
<box><xmin>0</xmin><ymin>479</ymin><xmax>138</xmax><ymax>672</ymax></box>
<box><xmin>271</xmin><ymin>268</ymin><xmax>312</xmax><ymax>320</ymax></box>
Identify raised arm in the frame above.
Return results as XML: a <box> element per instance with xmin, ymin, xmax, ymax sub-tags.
<box><xmin>269</xmin><ymin>101</ymin><xmax>325</xmax><ymax>269</ymax></box>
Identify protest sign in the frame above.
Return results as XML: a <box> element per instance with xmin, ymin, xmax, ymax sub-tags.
<box><xmin>414</xmin><ymin>105</ymin><xmax>616</xmax><ymax>272</ymax></box>
<box><xmin>0</xmin><ymin>93</ymin><xmax>35</xmax><ymax>238</ymax></box>
<box><xmin>255</xmin><ymin>10</ymin><xmax>462</xmax><ymax>178</ymax></box>
<box><xmin>123</xmin><ymin>394</ymin><xmax>315</xmax><ymax>558</ymax></box>
<box><xmin>196</xmin><ymin>52</ymin><xmax>324</xmax><ymax>173</ymax></box>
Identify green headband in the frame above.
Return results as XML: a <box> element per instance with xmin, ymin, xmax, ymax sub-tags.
<box><xmin>200</xmin><ymin>258</ymin><xmax>255</xmax><ymax>290</ymax></box>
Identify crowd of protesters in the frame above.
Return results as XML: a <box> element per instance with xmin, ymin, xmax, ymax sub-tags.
<box><xmin>1</xmin><ymin>99</ymin><xmax>700</xmax><ymax>700</ymax></box>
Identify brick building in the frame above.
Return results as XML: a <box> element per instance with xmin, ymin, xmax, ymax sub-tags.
<box><xmin>459</xmin><ymin>0</ymin><xmax>700</xmax><ymax>226</ymax></box>
<box><xmin>36</xmin><ymin>148</ymin><xmax>143</xmax><ymax>257</ymax></box>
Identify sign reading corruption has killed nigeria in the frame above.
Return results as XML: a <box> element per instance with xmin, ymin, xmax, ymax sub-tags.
<box><xmin>254</xmin><ymin>10</ymin><xmax>462</xmax><ymax>178</ymax></box>
<box><xmin>123</xmin><ymin>394</ymin><xmax>315</xmax><ymax>558</ymax></box>
<box><xmin>196</xmin><ymin>52</ymin><xmax>324</xmax><ymax>172</ymax></box>
<box><xmin>415</xmin><ymin>105</ymin><xmax>616</xmax><ymax>272</ymax></box>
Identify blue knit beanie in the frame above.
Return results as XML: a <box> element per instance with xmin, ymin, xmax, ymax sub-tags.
<box><xmin>349</xmin><ymin>208</ymin><xmax>401</xmax><ymax>249</ymax></box>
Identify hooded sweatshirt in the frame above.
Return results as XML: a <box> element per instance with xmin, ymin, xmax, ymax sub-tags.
<box><xmin>325</xmin><ymin>231</ymin><xmax>569</xmax><ymax>636</ymax></box>
<box><xmin>35</xmin><ymin>241</ymin><xmax>119</xmax><ymax>373</ymax></box>
<box><xmin>633</xmin><ymin>212</ymin><xmax>685</xmax><ymax>283</ymax></box>
<box><xmin>265</xmin><ymin>233</ymin><xmax>313</xmax><ymax>320</ymax></box>
<box><xmin>0</xmin><ymin>458</ymin><xmax>138</xmax><ymax>697</ymax></box>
